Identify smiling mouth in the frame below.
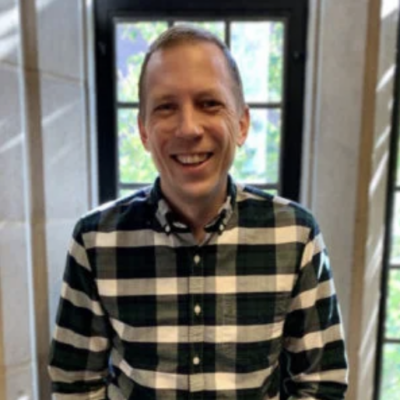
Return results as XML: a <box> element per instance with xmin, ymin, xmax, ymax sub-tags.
<box><xmin>172</xmin><ymin>153</ymin><xmax>213</xmax><ymax>166</ymax></box>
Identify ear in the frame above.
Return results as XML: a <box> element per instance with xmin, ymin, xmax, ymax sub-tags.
<box><xmin>236</xmin><ymin>106</ymin><xmax>250</xmax><ymax>147</ymax></box>
<box><xmin>138</xmin><ymin>114</ymin><xmax>150</xmax><ymax>151</ymax></box>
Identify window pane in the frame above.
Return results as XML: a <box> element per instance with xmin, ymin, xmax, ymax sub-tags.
<box><xmin>174</xmin><ymin>21</ymin><xmax>225</xmax><ymax>40</ymax></box>
<box><xmin>119</xmin><ymin>189</ymin><xmax>134</xmax><ymax>197</ymax></box>
<box><xmin>231</xmin><ymin>22</ymin><xmax>284</xmax><ymax>103</ymax></box>
<box><xmin>118</xmin><ymin>109</ymin><xmax>158</xmax><ymax>184</ymax></box>
<box><xmin>385</xmin><ymin>270</ymin><xmax>400</xmax><ymax>339</ymax></box>
<box><xmin>116</xmin><ymin>22</ymin><xmax>168</xmax><ymax>102</ymax></box>
<box><xmin>391</xmin><ymin>192</ymin><xmax>400</xmax><ymax>263</ymax></box>
<box><xmin>380</xmin><ymin>344</ymin><xmax>400</xmax><ymax>399</ymax></box>
<box><xmin>231</xmin><ymin>108</ymin><xmax>281</xmax><ymax>184</ymax></box>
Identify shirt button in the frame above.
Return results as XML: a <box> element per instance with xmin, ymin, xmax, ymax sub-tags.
<box><xmin>194</xmin><ymin>254</ymin><xmax>201</xmax><ymax>264</ymax></box>
<box><xmin>194</xmin><ymin>305</ymin><xmax>201</xmax><ymax>315</ymax></box>
<box><xmin>193</xmin><ymin>356</ymin><xmax>200</xmax><ymax>365</ymax></box>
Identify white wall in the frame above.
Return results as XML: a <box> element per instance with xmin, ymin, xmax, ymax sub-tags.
<box><xmin>351</xmin><ymin>1</ymin><xmax>399</xmax><ymax>398</ymax></box>
<box><xmin>0</xmin><ymin>0</ymin><xmax>91</xmax><ymax>398</ymax></box>
<box><xmin>303</xmin><ymin>1</ymin><xmax>399</xmax><ymax>399</ymax></box>
<box><xmin>302</xmin><ymin>0</ymin><xmax>370</xmax><ymax>332</ymax></box>
<box><xmin>0</xmin><ymin>0</ymin><xmax>398</xmax><ymax>399</ymax></box>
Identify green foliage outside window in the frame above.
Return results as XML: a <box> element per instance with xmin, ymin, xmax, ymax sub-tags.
<box><xmin>174</xmin><ymin>21</ymin><xmax>224</xmax><ymax>39</ymax></box>
<box><xmin>385</xmin><ymin>270</ymin><xmax>400</xmax><ymax>339</ymax></box>
<box><xmin>381</xmin><ymin>135</ymin><xmax>400</xmax><ymax>399</ymax></box>
<box><xmin>118</xmin><ymin>22</ymin><xmax>168</xmax><ymax>102</ymax></box>
<box><xmin>391</xmin><ymin>194</ymin><xmax>400</xmax><ymax>263</ymax></box>
<box><xmin>380</xmin><ymin>343</ymin><xmax>400</xmax><ymax>400</ymax></box>
<box><xmin>118</xmin><ymin>109</ymin><xmax>158</xmax><ymax>183</ymax></box>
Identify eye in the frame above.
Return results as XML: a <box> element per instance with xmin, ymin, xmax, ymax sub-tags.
<box><xmin>154</xmin><ymin>103</ymin><xmax>176</xmax><ymax>113</ymax></box>
<box><xmin>200</xmin><ymin>99</ymin><xmax>223</xmax><ymax>111</ymax></box>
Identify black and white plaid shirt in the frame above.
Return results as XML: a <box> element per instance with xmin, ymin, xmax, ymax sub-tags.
<box><xmin>49</xmin><ymin>177</ymin><xmax>348</xmax><ymax>399</ymax></box>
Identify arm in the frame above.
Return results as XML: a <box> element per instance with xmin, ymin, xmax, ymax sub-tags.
<box><xmin>48</xmin><ymin>220</ymin><xmax>112</xmax><ymax>399</ymax></box>
<box><xmin>281</xmin><ymin>223</ymin><xmax>348</xmax><ymax>400</ymax></box>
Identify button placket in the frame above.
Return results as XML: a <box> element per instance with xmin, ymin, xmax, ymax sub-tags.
<box><xmin>189</xmin><ymin>248</ymin><xmax>205</xmax><ymax>392</ymax></box>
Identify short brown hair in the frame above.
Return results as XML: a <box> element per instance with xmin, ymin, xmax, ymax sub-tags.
<box><xmin>138</xmin><ymin>25</ymin><xmax>245</xmax><ymax>118</ymax></box>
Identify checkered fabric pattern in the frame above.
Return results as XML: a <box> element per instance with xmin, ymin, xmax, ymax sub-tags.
<box><xmin>48</xmin><ymin>177</ymin><xmax>348</xmax><ymax>399</ymax></box>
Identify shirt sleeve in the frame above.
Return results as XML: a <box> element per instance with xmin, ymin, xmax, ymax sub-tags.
<box><xmin>48</xmin><ymin>219</ymin><xmax>112</xmax><ymax>399</ymax></box>
<box><xmin>281</xmin><ymin>221</ymin><xmax>349</xmax><ymax>400</ymax></box>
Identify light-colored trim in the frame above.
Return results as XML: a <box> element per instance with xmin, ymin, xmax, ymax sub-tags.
<box><xmin>347</xmin><ymin>0</ymin><xmax>382</xmax><ymax>399</ymax></box>
<box><xmin>84</xmin><ymin>0</ymin><xmax>99</xmax><ymax>208</ymax></box>
<box><xmin>300</xmin><ymin>0</ymin><xmax>322</xmax><ymax>209</ymax></box>
<box><xmin>79</xmin><ymin>0</ymin><xmax>92</xmax><ymax>210</ymax></box>
<box><xmin>0</xmin><ymin>284</ymin><xmax>6</xmax><ymax>400</ymax></box>
<box><xmin>17</xmin><ymin>1</ymin><xmax>50</xmax><ymax>399</ymax></box>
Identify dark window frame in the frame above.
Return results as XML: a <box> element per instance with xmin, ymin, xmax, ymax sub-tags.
<box><xmin>94</xmin><ymin>0</ymin><xmax>308</xmax><ymax>204</ymax></box>
<box><xmin>374</xmin><ymin>9</ymin><xmax>400</xmax><ymax>399</ymax></box>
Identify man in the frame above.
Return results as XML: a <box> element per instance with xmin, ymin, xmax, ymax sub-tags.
<box><xmin>49</xmin><ymin>26</ymin><xmax>348</xmax><ymax>399</ymax></box>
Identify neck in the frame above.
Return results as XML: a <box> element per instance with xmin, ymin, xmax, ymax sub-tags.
<box><xmin>161</xmin><ymin>183</ymin><xmax>228</xmax><ymax>243</ymax></box>
<box><xmin>174</xmin><ymin>200</ymin><xmax>222</xmax><ymax>242</ymax></box>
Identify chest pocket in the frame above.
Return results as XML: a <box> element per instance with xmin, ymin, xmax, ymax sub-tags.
<box><xmin>220</xmin><ymin>290</ymin><xmax>289</xmax><ymax>371</ymax></box>
<box><xmin>222</xmin><ymin>290</ymin><xmax>291</xmax><ymax>325</ymax></box>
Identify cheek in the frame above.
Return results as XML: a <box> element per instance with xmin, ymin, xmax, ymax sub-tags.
<box><xmin>221</xmin><ymin>119</ymin><xmax>242</xmax><ymax>148</ymax></box>
<box><xmin>214</xmin><ymin>125</ymin><xmax>239</xmax><ymax>167</ymax></box>
<box><xmin>145</xmin><ymin>133</ymin><xmax>165</xmax><ymax>161</ymax></box>
<box><xmin>151</xmin><ymin>117</ymin><xmax>177</xmax><ymax>134</ymax></box>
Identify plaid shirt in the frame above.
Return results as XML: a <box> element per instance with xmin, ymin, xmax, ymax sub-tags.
<box><xmin>48</xmin><ymin>177</ymin><xmax>348</xmax><ymax>399</ymax></box>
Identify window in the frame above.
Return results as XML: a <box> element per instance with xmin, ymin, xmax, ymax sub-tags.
<box><xmin>375</xmin><ymin>24</ymin><xmax>400</xmax><ymax>399</ymax></box>
<box><xmin>95</xmin><ymin>0</ymin><xmax>308</xmax><ymax>203</ymax></box>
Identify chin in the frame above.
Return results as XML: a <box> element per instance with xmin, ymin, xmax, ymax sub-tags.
<box><xmin>174</xmin><ymin>179</ymin><xmax>225</xmax><ymax>202</ymax></box>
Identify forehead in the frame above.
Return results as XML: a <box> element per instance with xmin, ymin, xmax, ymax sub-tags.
<box><xmin>144</xmin><ymin>42</ymin><xmax>234</xmax><ymax>93</ymax></box>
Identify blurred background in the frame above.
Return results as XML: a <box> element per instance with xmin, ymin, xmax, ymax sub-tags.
<box><xmin>0</xmin><ymin>0</ymin><xmax>399</xmax><ymax>399</ymax></box>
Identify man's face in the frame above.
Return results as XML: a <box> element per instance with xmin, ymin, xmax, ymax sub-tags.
<box><xmin>138</xmin><ymin>41</ymin><xmax>249</xmax><ymax>207</ymax></box>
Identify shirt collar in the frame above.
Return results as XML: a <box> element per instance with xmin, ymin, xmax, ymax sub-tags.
<box><xmin>149</xmin><ymin>176</ymin><xmax>237</xmax><ymax>235</ymax></box>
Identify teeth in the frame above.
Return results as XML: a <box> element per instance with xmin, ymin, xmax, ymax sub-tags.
<box><xmin>175</xmin><ymin>153</ymin><xmax>209</xmax><ymax>165</ymax></box>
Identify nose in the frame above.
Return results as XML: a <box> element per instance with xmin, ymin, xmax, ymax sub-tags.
<box><xmin>175</xmin><ymin>105</ymin><xmax>203</xmax><ymax>139</ymax></box>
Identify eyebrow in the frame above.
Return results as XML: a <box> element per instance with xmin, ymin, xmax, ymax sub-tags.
<box><xmin>151</xmin><ymin>89</ymin><xmax>224</xmax><ymax>103</ymax></box>
<box><xmin>196</xmin><ymin>89</ymin><xmax>224</xmax><ymax>98</ymax></box>
<box><xmin>150</xmin><ymin>94</ymin><xmax>176</xmax><ymax>103</ymax></box>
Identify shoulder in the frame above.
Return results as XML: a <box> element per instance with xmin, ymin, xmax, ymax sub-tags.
<box><xmin>75</xmin><ymin>186</ymin><xmax>155</xmax><ymax>235</ymax></box>
<box><xmin>236</xmin><ymin>184</ymin><xmax>319</xmax><ymax>233</ymax></box>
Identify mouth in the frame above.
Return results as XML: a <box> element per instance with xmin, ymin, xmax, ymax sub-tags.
<box><xmin>171</xmin><ymin>152</ymin><xmax>213</xmax><ymax>166</ymax></box>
